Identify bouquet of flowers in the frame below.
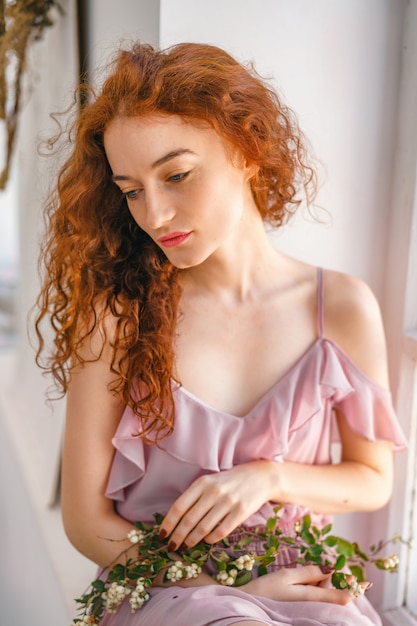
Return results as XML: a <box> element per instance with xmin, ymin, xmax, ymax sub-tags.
<box><xmin>72</xmin><ymin>506</ymin><xmax>403</xmax><ymax>625</ymax></box>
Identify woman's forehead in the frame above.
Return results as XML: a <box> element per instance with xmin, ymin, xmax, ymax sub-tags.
<box><xmin>103</xmin><ymin>113</ymin><xmax>239</xmax><ymax>176</ymax></box>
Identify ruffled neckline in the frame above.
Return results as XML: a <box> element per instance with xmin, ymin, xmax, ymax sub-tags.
<box><xmin>105</xmin><ymin>336</ymin><xmax>407</xmax><ymax>504</ymax></box>
<box><xmin>174</xmin><ymin>337</ymin><xmax>391</xmax><ymax>420</ymax></box>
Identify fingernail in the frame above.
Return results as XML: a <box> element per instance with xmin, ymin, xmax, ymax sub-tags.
<box><xmin>320</xmin><ymin>565</ymin><xmax>335</xmax><ymax>574</ymax></box>
<box><xmin>168</xmin><ymin>541</ymin><xmax>177</xmax><ymax>552</ymax></box>
<box><xmin>159</xmin><ymin>529</ymin><xmax>167</xmax><ymax>540</ymax></box>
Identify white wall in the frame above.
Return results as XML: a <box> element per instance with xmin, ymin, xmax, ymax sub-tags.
<box><xmin>160</xmin><ymin>0</ymin><xmax>404</xmax><ymax>299</ymax></box>
<box><xmin>86</xmin><ymin>0</ymin><xmax>160</xmax><ymax>81</ymax></box>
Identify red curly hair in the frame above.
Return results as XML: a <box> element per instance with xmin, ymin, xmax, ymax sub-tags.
<box><xmin>35</xmin><ymin>41</ymin><xmax>316</xmax><ymax>443</ymax></box>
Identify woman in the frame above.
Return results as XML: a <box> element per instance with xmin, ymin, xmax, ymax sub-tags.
<box><xmin>36</xmin><ymin>42</ymin><xmax>406</xmax><ymax>625</ymax></box>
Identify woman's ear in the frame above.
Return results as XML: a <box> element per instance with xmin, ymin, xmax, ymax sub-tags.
<box><xmin>244</xmin><ymin>160</ymin><xmax>260</xmax><ymax>182</ymax></box>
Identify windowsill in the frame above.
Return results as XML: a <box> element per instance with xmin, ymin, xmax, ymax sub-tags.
<box><xmin>403</xmin><ymin>332</ymin><xmax>417</xmax><ymax>360</ymax></box>
<box><xmin>382</xmin><ymin>607</ymin><xmax>417</xmax><ymax>626</ymax></box>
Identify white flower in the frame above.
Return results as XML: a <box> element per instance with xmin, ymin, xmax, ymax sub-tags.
<box><xmin>234</xmin><ymin>554</ymin><xmax>256</xmax><ymax>571</ymax></box>
<box><xmin>385</xmin><ymin>554</ymin><xmax>399</xmax><ymax>570</ymax></box>
<box><xmin>127</xmin><ymin>529</ymin><xmax>146</xmax><ymax>544</ymax></box>
<box><xmin>215</xmin><ymin>568</ymin><xmax>238</xmax><ymax>586</ymax></box>
<box><xmin>129</xmin><ymin>578</ymin><xmax>150</xmax><ymax>613</ymax></box>
<box><xmin>166</xmin><ymin>561</ymin><xmax>185</xmax><ymax>582</ymax></box>
<box><xmin>184</xmin><ymin>563</ymin><xmax>202</xmax><ymax>579</ymax></box>
<box><xmin>348</xmin><ymin>579</ymin><xmax>365</xmax><ymax>598</ymax></box>
<box><xmin>102</xmin><ymin>581</ymin><xmax>132</xmax><ymax>613</ymax></box>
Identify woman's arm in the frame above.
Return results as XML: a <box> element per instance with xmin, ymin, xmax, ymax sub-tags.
<box><xmin>61</xmin><ymin>328</ymin><xmax>134</xmax><ymax>569</ymax></box>
<box><xmin>160</xmin><ymin>271</ymin><xmax>394</xmax><ymax>549</ymax></box>
<box><xmin>271</xmin><ymin>271</ymin><xmax>394</xmax><ymax>515</ymax></box>
<box><xmin>61</xmin><ymin>314</ymin><xmax>224</xmax><ymax>589</ymax></box>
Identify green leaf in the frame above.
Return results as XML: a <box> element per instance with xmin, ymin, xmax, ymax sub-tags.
<box><xmin>302</xmin><ymin>515</ymin><xmax>312</xmax><ymax>532</ymax></box>
<box><xmin>234</xmin><ymin>570</ymin><xmax>253</xmax><ymax>586</ymax></box>
<box><xmin>266</xmin><ymin>517</ymin><xmax>278</xmax><ymax>532</ymax></box>
<box><xmin>186</xmin><ymin>552</ymin><xmax>207</xmax><ymax>566</ymax></box>
<box><xmin>236</xmin><ymin>536</ymin><xmax>254</xmax><ymax>548</ymax></box>
<box><xmin>312</xmin><ymin>526</ymin><xmax>321</xmax><ymax>539</ymax></box>
<box><xmin>214</xmin><ymin>550</ymin><xmax>230</xmax><ymax>563</ymax></box>
<box><xmin>336</xmin><ymin>538</ymin><xmax>354</xmax><ymax>557</ymax></box>
<box><xmin>324</xmin><ymin>535</ymin><xmax>338</xmax><ymax>547</ymax></box>
<box><xmin>151</xmin><ymin>558</ymin><xmax>167</xmax><ymax>575</ymax></box>
<box><xmin>301</xmin><ymin>549</ymin><xmax>322</xmax><ymax>565</ymax></box>
<box><xmin>257</xmin><ymin>564</ymin><xmax>268</xmax><ymax>576</ymax></box>
<box><xmin>332</xmin><ymin>571</ymin><xmax>349</xmax><ymax>589</ymax></box>
<box><xmin>259</xmin><ymin>555</ymin><xmax>277</xmax><ymax>567</ymax></box>
<box><xmin>309</xmin><ymin>544</ymin><xmax>324</xmax><ymax>557</ymax></box>
<box><xmin>267</xmin><ymin>534</ymin><xmax>279</xmax><ymax>549</ymax></box>
<box><xmin>283</xmin><ymin>536</ymin><xmax>296</xmax><ymax>545</ymax></box>
<box><xmin>352</xmin><ymin>542</ymin><xmax>369</xmax><ymax>562</ymax></box>
<box><xmin>153</xmin><ymin>512</ymin><xmax>165</xmax><ymax>526</ymax></box>
<box><xmin>321</xmin><ymin>523</ymin><xmax>333</xmax><ymax>536</ymax></box>
<box><xmin>334</xmin><ymin>554</ymin><xmax>346</xmax><ymax>570</ymax></box>
<box><xmin>301</xmin><ymin>529</ymin><xmax>315</xmax><ymax>545</ymax></box>
<box><xmin>91</xmin><ymin>579</ymin><xmax>105</xmax><ymax>592</ymax></box>
<box><xmin>349</xmin><ymin>565</ymin><xmax>366</xmax><ymax>582</ymax></box>
<box><xmin>265</xmin><ymin>547</ymin><xmax>277</xmax><ymax>558</ymax></box>
<box><xmin>108</xmin><ymin>564</ymin><xmax>126</xmax><ymax>582</ymax></box>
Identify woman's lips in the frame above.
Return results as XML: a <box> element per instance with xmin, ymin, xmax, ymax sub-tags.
<box><xmin>157</xmin><ymin>231</ymin><xmax>192</xmax><ymax>248</ymax></box>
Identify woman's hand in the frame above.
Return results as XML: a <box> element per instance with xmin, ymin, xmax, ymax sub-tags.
<box><xmin>159</xmin><ymin>461</ymin><xmax>278</xmax><ymax>549</ymax></box>
<box><xmin>243</xmin><ymin>566</ymin><xmax>368</xmax><ymax>605</ymax></box>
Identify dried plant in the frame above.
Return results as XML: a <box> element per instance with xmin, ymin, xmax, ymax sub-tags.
<box><xmin>0</xmin><ymin>0</ymin><xmax>62</xmax><ymax>189</ymax></box>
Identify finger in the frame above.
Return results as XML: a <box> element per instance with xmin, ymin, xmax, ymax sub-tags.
<box><xmin>294</xmin><ymin>567</ymin><xmax>371</xmax><ymax>602</ymax></box>
<box><xmin>286</xmin><ymin>565</ymin><xmax>334</xmax><ymax>586</ymax></box>
<box><xmin>292</xmin><ymin>584</ymin><xmax>353</xmax><ymax>605</ymax></box>
<box><xmin>159</xmin><ymin>482</ymin><xmax>205</xmax><ymax>541</ymax></box>
<box><xmin>172</xmin><ymin>499</ymin><xmax>233</xmax><ymax>548</ymax></box>
<box><xmin>203</xmin><ymin>503</ymin><xmax>247</xmax><ymax>544</ymax></box>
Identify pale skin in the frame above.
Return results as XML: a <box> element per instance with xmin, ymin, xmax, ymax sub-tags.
<box><xmin>62</xmin><ymin>113</ymin><xmax>392</xmax><ymax>613</ymax></box>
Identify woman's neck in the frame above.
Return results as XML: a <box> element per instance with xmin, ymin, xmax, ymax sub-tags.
<box><xmin>180</xmin><ymin>216</ymin><xmax>283</xmax><ymax>305</ymax></box>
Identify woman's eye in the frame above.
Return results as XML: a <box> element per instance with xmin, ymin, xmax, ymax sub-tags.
<box><xmin>123</xmin><ymin>189</ymin><xmax>142</xmax><ymax>200</ymax></box>
<box><xmin>168</xmin><ymin>171</ymin><xmax>190</xmax><ymax>183</ymax></box>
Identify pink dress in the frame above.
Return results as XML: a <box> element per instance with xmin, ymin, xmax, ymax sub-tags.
<box><xmin>101</xmin><ymin>269</ymin><xmax>407</xmax><ymax>626</ymax></box>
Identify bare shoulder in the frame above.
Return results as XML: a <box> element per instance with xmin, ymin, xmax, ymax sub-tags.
<box><xmin>322</xmin><ymin>269</ymin><xmax>390</xmax><ymax>389</ymax></box>
<box><xmin>74</xmin><ymin>296</ymin><xmax>124</xmax><ymax>364</ymax></box>
<box><xmin>67</xmin><ymin>299</ymin><xmax>126</xmax><ymax>429</ymax></box>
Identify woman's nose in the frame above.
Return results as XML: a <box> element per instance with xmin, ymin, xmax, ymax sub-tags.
<box><xmin>144</xmin><ymin>187</ymin><xmax>176</xmax><ymax>230</ymax></box>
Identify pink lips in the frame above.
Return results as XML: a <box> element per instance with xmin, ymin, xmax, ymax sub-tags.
<box><xmin>157</xmin><ymin>231</ymin><xmax>192</xmax><ymax>248</ymax></box>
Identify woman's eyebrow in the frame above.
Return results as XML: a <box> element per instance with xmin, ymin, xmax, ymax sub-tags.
<box><xmin>151</xmin><ymin>148</ymin><xmax>196</xmax><ymax>169</ymax></box>
<box><xmin>111</xmin><ymin>148</ymin><xmax>196</xmax><ymax>182</ymax></box>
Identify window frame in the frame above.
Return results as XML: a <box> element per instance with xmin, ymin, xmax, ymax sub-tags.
<box><xmin>377</xmin><ymin>1</ymin><xmax>417</xmax><ymax>623</ymax></box>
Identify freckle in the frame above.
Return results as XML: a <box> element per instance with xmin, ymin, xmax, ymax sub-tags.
<box><xmin>172</xmin><ymin>595</ymin><xmax>178</xmax><ymax>599</ymax></box>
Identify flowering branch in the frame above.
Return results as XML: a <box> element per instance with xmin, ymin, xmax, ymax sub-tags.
<box><xmin>72</xmin><ymin>507</ymin><xmax>405</xmax><ymax>625</ymax></box>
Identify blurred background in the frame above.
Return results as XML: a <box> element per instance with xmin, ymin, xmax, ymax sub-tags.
<box><xmin>0</xmin><ymin>1</ymin><xmax>415</xmax><ymax>624</ymax></box>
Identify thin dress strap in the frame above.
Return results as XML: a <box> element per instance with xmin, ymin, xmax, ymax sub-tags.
<box><xmin>317</xmin><ymin>267</ymin><xmax>324</xmax><ymax>339</ymax></box>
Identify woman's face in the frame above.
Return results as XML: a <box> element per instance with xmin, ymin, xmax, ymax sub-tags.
<box><xmin>104</xmin><ymin>114</ymin><xmax>258</xmax><ymax>269</ymax></box>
